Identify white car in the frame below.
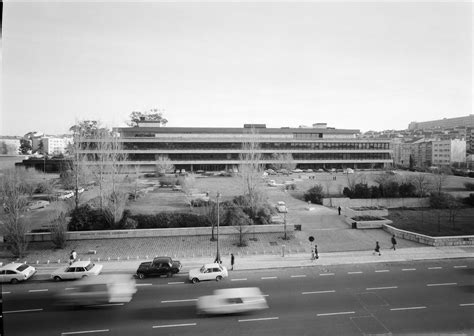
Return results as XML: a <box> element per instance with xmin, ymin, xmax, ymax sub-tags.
<box><xmin>189</xmin><ymin>263</ymin><xmax>228</xmax><ymax>284</ymax></box>
<box><xmin>26</xmin><ymin>200</ymin><xmax>50</xmax><ymax>211</ymax></box>
<box><xmin>0</xmin><ymin>263</ymin><xmax>36</xmax><ymax>284</ymax></box>
<box><xmin>276</xmin><ymin>201</ymin><xmax>288</xmax><ymax>213</ymax></box>
<box><xmin>51</xmin><ymin>261</ymin><xmax>103</xmax><ymax>281</ymax></box>
<box><xmin>197</xmin><ymin>287</ymin><xmax>268</xmax><ymax>315</ymax></box>
<box><xmin>58</xmin><ymin>191</ymin><xmax>74</xmax><ymax>200</ymax></box>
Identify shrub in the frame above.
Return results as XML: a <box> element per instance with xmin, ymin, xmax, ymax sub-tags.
<box><xmin>399</xmin><ymin>183</ymin><xmax>416</xmax><ymax>197</ymax></box>
<box><xmin>353</xmin><ymin>184</ymin><xmax>371</xmax><ymax>198</ymax></box>
<box><xmin>68</xmin><ymin>205</ymin><xmax>110</xmax><ymax>231</ymax></box>
<box><xmin>285</xmin><ymin>183</ymin><xmax>296</xmax><ymax>190</ymax></box>
<box><xmin>463</xmin><ymin>193</ymin><xmax>474</xmax><ymax>206</ymax></box>
<box><xmin>464</xmin><ymin>182</ymin><xmax>474</xmax><ymax>191</ymax></box>
<box><xmin>131</xmin><ymin>212</ymin><xmax>210</xmax><ymax>229</ymax></box>
<box><xmin>304</xmin><ymin>185</ymin><xmax>324</xmax><ymax>204</ymax></box>
<box><xmin>342</xmin><ymin>187</ymin><xmax>353</xmax><ymax>198</ymax></box>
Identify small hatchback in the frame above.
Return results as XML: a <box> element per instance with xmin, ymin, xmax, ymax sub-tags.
<box><xmin>189</xmin><ymin>263</ymin><xmax>228</xmax><ymax>284</ymax></box>
<box><xmin>0</xmin><ymin>263</ymin><xmax>36</xmax><ymax>284</ymax></box>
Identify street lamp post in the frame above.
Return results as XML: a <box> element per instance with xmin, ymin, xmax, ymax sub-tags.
<box><xmin>215</xmin><ymin>192</ymin><xmax>221</xmax><ymax>263</ymax></box>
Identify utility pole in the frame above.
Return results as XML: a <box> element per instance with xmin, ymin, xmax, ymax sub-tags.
<box><xmin>215</xmin><ymin>192</ymin><xmax>221</xmax><ymax>263</ymax></box>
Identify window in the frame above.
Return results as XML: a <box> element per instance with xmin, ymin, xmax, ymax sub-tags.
<box><xmin>16</xmin><ymin>264</ymin><xmax>29</xmax><ymax>272</ymax></box>
<box><xmin>6</xmin><ymin>270</ymin><xmax>16</xmax><ymax>275</ymax></box>
<box><xmin>67</xmin><ymin>268</ymin><xmax>76</xmax><ymax>272</ymax></box>
<box><xmin>76</xmin><ymin>267</ymin><xmax>85</xmax><ymax>272</ymax></box>
<box><xmin>85</xmin><ymin>264</ymin><xmax>94</xmax><ymax>271</ymax></box>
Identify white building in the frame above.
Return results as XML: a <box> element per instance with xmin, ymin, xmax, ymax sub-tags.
<box><xmin>432</xmin><ymin>139</ymin><xmax>466</xmax><ymax>166</ymax></box>
<box><xmin>42</xmin><ymin>136</ymin><xmax>73</xmax><ymax>155</ymax></box>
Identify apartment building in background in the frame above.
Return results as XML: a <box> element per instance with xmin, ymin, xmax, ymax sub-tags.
<box><xmin>432</xmin><ymin>139</ymin><xmax>466</xmax><ymax>166</ymax></box>
<box><xmin>0</xmin><ymin>136</ymin><xmax>21</xmax><ymax>155</ymax></box>
<box><xmin>42</xmin><ymin>136</ymin><xmax>73</xmax><ymax>155</ymax></box>
<box><xmin>408</xmin><ymin>114</ymin><xmax>474</xmax><ymax>131</ymax></box>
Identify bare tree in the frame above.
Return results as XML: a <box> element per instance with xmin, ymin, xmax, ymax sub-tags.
<box><xmin>0</xmin><ymin>169</ymin><xmax>29</xmax><ymax>258</ymax></box>
<box><xmin>271</xmin><ymin>153</ymin><xmax>296</xmax><ymax>171</ymax></box>
<box><xmin>203</xmin><ymin>201</ymin><xmax>218</xmax><ymax>241</ymax></box>
<box><xmin>155</xmin><ymin>155</ymin><xmax>175</xmax><ymax>176</ymax></box>
<box><xmin>432</xmin><ymin>171</ymin><xmax>448</xmax><ymax>196</ymax></box>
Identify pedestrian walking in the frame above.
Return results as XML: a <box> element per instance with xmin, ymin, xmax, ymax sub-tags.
<box><xmin>311</xmin><ymin>248</ymin><xmax>315</xmax><ymax>261</ymax></box>
<box><xmin>230</xmin><ymin>253</ymin><xmax>235</xmax><ymax>270</ymax></box>
<box><xmin>69</xmin><ymin>250</ymin><xmax>77</xmax><ymax>265</ymax></box>
<box><xmin>338</xmin><ymin>206</ymin><xmax>341</xmax><ymax>215</ymax></box>
<box><xmin>373</xmin><ymin>242</ymin><xmax>381</xmax><ymax>256</ymax></box>
<box><xmin>391</xmin><ymin>235</ymin><xmax>397</xmax><ymax>250</ymax></box>
<box><xmin>314</xmin><ymin>245</ymin><xmax>319</xmax><ymax>259</ymax></box>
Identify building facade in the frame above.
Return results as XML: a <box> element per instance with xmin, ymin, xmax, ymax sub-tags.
<box><xmin>42</xmin><ymin>136</ymin><xmax>73</xmax><ymax>155</ymax></box>
<box><xmin>432</xmin><ymin>139</ymin><xmax>466</xmax><ymax>166</ymax></box>
<box><xmin>408</xmin><ymin>114</ymin><xmax>474</xmax><ymax>131</ymax></box>
<box><xmin>104</xmin><ymin>123</ymin><xmax>393</xmax><ymax>172</ymax></box>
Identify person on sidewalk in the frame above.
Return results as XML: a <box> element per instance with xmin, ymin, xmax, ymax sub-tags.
<box><xmin>69</xmin><ymin>250</ymin><xmax>77</xmax><ymax>265</ymax></box>
<box><xmin>338</xmin><ymin>206</ymin><xmax>341</xmax><ymax>215</ymax></box>
<box><xmin>373</xmin><ymin>242</ymin><xmax>381</xmax><ymax>256</ymax></box>
<box><xmin>311</xmin><ymin>248</ymin><xmax>315</xmax><ymax>261</ymax></box>
<box><xmin>314</xmin><ymin>245</ymin><xmax>319</xmax><ymax>260</ymax></box>
<box><xmin>391</xmin><ymin>235</ymin><xmax>397</xmax><ymax>250</ymax></box>
<box><xmin>230</xmin><ymin>253</ymin><xmax>235</xmax><ymax>270</ymax></box>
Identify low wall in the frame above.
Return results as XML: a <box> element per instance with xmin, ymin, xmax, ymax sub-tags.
<box><xmin>26</xmin><ymin>224</ymin><xmax>296</xmax><ymax>242</ymax></box>
<box><xmin>383</xmin><ymin>224</ymin><xmax>474</xmax><ymax>246</ymax></box>
<box><xmin>343</xmin><ymin>207</ymin><xmax>388</xmax><ymax>218</ymax></box>
<box><xmin>344</xmin><ymin>216</ymin><xmax>392</xmax><ymax>229</ymax></box>
<box><xmin>324</xmin><ymin>197</ymin><xmax>430</xmax><ymax>209</ymax></box>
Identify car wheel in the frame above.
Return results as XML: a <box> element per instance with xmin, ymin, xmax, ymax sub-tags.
<box><xmin>137</xmin><ymin>273</ymin><xmax>145</xmax><ymax>279</ymax></box>
<box><xmin>167</xmin><ymin>271</ymin><xmax>172</xmax><ymax>278</ymax></box>
<box><xmin>81</xmin><ymin>275</ymin><xmax>88</xmax><ymax>279</ymax></box>
<box><xmin>216</xmin><ymin>275</ymin><xmax>223</xmax><ymax>281</ymax></box>
<box><xmin>192</xmin><ymin>278</ymin><xmax>199</xmax><ymax>284</ymax></box>
<box><xmin>54</xmin><ymin>276</ymin><xmax>62</xmax><ymax>282</ymax></box>
<box><xmin>10</xmin><ymin>278</ymin><xmax>19</xmax><ymax>284</ymax></box>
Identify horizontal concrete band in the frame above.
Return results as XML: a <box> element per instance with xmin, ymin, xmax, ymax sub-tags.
<box><xmin>323</xmin><ymin>197</ymin><xmax>430</xmax><ymax>208</ymax></box>
<box><xmin>383</xmin><ymin>224</ymin><xmax>474</xmax><ymax>246</ymax></box>
<box><xmin>344</xmin><ymin>216</ymin><xmax>393</xmax><ymax>229</ymax></box>
<box><xmin>26</xmin><ymin>224</ymin><xmax>296</xmax><ymax>242</ymax></box>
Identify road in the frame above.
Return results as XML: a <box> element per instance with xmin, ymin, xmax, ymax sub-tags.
<box><xmin>2</xmin><ymin>259</ymin><xmax>473</xmax><ymax>335</ymax></box>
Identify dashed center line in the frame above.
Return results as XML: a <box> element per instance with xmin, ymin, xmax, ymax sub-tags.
<box><xmin>428</xmin><ymin>267</ymin><xmax>442</xmax><ymax>270</ymax></box>
<box><xmin>168</xmin><ymin>282</ymin><xmax>184</xmax><ymax>285</ymax></box>
<box><xmin>302</xmin><ymin>290</ymin><xmax>336</xmax><ymax>295</ymax></box>
<box><xmin>366</xmin><ymin>286</ymin><xmax>398</xmax><ymax>291</ymax></box>
<box><xmin>153</xmin><ymin>323</ymin><xmax>196</xmax><ymax>329</ymax></box>
<box><xmin>348</xmin><ymin>271</ymin><xmax>363</xmax><ymax>274</ymax></box>
<box><xmin>93</xmin><ymin>303</ymin><xmax>124</xmax><ymax>307</ymax></box>
<box><xmin>320</xmin><ymin>273</ymin><xmax>335</xmax><ymax>276</ymax></box>
<box><xmin>238</xmin><ymin>317</ymin><xmax>279</xmax><ymax>322</ymax></box>
<box><xmin>261</xmin><ymin>276</ymin><xmax>277</xmax><ymax>280</ymax></box>
<box><xmin>2</xmin><ymin>292</ymin><xmax>11</xmax><ymax>294</ymax></box>
<box><xmin>454</xmin><ymin>265</ymin><xmax>467</xmax><ymax>269</ymax></box>
<box><xmin>460</xmin><ymin>303</ymin><xmax>474</xmax><ymax>307</ymax></box>
<box><xmin>317</xmin><ymin>311</ymin><xmax>355</xmax><ymax>317</ymax></box>
<box><xmin>161</xmin><ymin>299</ymin><xmax>198</xmax><ymax>303</ymax></box>
<box><xmin>402</xmin><ymin>268</ymin><xmax>416</xmax><ymax>271</ymax></box>
<box><xmin>4</xmin><ymin>308</ymin><xmax>44</xmax><ymax>314</ymax></box>
<box><xmin>231</xmin><ymin>278</ymin><xmax>248</xmax><ymax>281</ymax></box>
<box><xmin>29</xmin><ymin>289</ymin><xmax>48</xmax><ymax>292</ymax></box>
<box><xmin>61</xmin><ymin>330</ymin><xmax>109</xmax><ymax>335</ymax></box>
<box><xmin>427</xmin><ymin>282</ymin><xmax>457</xmax><ymax>287</ymax></box>
<box><xmin>291</xmin><ymin>275</ymin><xmax>307</xmax><ymax>278</ymax></box>
<box><xmin>65</xmin><ymin>288</ymin><xmax>76</xmax><ymax>291</ymax></box>
<box><xmin>390</xmin><ymin>306</ymin><xmax>426</xmax><ymax>311</ymax></box>
<box><xmin>375</xmin><ymin>270</ymin><xmax>389</xmax><ymax>273</ymax></box>
<box><xmin>136</xmin><ymin>283</ymin><xmax>153</xmax><ymax>287</ymax></box>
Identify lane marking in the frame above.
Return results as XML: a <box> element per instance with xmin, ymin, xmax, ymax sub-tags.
<box><xmin>136</xmin><ymin>283</ymin><xmax>152</xmax><ymax>287</ymax></box>
<box><xmin>238</xmin><ymin>317</ymin><xmax>279</xmax><ymax>322</ymax></box>
<box><xmin>153</xmin><ymin>323</ymin><xmax>197</xmax><ymax>328</ymax></box>
<box><xmin>460</xmin><ymin>303</ymin><xmax>474</xmax><ymax>307</ymax></box>
<box><xmin>231</xmin><ymin>278</ymin><xmax>248</xmax><ymax>281</ymax></box>
<box><xmin>4</xmin><ymin>308</ymin><xmax>43</xmax><ymax>314</ymax></box>
<box><xmin>366</xmin><ymin>286</ymin><xmax>398</xmax><ymax>291</ymax></box>
<box><xmin>61</xmin><ymin>329</ymin><xmax>109</xmax><ymax>335</ymax></box>
<box><xmin>428</xmin><ymin>267</ymin><xmax>442</xmax><ymax>270</ymax></box>
<box><xmin>375</xmin><ymin>270</ymin><xmax>389</xmax><ymax>273</ymax></box>
<box><xmin>390</xmin><ymin>306</ymin><xmax>426</xmax><ymax>311</ymax></box>
<box><xmin>348</xmin><ymin>271</ymin><xmax>363</xmax><ymax>274</ymax></box>
<box><xmin>261</xmin><ymin>276</ymin><xmax>277</xmax><ymax>280</ymax></box>
<box><xmin>302</xmin><ymin>290</ymin><xmax>336</xmax><ymax>295</ymax></box>
<box><xmin>427</xmin><ymin>282</ymin><xmax>457</xmax><ymax>287</ymax></box>
<box><xmin>29</xmin><ymin>289</ymin><xmax>48</xmax><ymax>292</ymax></box>
<box><xmin>402</xmin><ymin>268</ymin><xmax>416</xmax><ymax>271</ymax></box>
<box><xmin>454</xmin><ymin>265</ymin><xmax>467</xmax><ymax>269</ymax></box>
<box><xmin>65</xmin><ymin>288</ymin><xmax>76</xmax><ymax>291</ymax></box>
<box><xmin>168</xmin><ymin>281</ymin><xmax>184</xmax><ymax>285</ymax></box>
<box><xmin>291</xmin><ymin>275</ymin><xmax>307</xmax><ymax>278</ymax></box>
<box><xmin>161</xmin><ymin>299</ymin><xmax>198</xmax><ymax>303</ymax></box>
<box><xmin>92</xmin><ymin>303</ymin><xmax>124</xmax><ymax>307</ymax></box>
<box><xmin>2</xmin><ymin>292</ymin><xmax>11</xmax><ymax>294</ymax></box>
<box><xmin>320</xmin><ymin>273</ymin><xmax>334</xmax><ymax>276</ymax></box>
<box><xmin>317</xmin><ymin>311</ymin><xmax>355</xmax><ymax>317</ymax></box>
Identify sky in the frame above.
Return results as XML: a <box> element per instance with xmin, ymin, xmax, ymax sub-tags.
<box><xmin>1</xmin><ymin>0</ymin><xmax>472</xmax><ymax>136</ymax></box>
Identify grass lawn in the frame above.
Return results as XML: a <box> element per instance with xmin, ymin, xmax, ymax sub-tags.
<box><xmin>386</xmin><ymin>208</ymin><xmax>474</xmax><ymax>237</ymax></box>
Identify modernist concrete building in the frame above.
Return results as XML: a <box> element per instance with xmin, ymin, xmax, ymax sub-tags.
<box><xmin>432</xmin><ymin>139</ymin><xmax>466</xmax><ymax>166</ymax></box>
<box><xmin>109</xmin><ymin>122</ymin><xmax>393</xmax><ymax>172</ymax></box>
<box><xmin>408</xmin><ymin>114</ymin><xmax>474</xmax><ymax>131</ymax></box>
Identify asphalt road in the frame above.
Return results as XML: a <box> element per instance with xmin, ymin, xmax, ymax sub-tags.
<box><xmin>2</xmin><ymin>259</ymin><xmax>473</xmax><ymax>335</ymax></box>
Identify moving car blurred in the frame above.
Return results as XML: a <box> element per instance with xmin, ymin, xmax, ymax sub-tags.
<box><xmin>196</xmin><ymin>287</ymin><xmax>268</xmax><ymax>315</ymax></box>
<box><xmin>51</xmin><ymin>261</ymin><xmax>103</xmax><ymax>281</ymax></box>
<box><xmin>189</xmin><ymin>263</ymin><xmax>228</xmax><ymax>283</ymax></box>
<box><xmin>54</xmin><ymin>274</ymin><xmax>137</xmax><ymax>307</ymax></box>
<box><xmin>0</xmin><ymin>263</ymin><xmax>36</xmax><ymax>284</ymax></box>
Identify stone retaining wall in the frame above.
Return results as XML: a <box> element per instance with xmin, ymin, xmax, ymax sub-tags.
<box><xmin>343</xmin><ymin>207</ymin><xmax>389</xmax><ymax>218</ymax></box>
<box><xmin>383</xmin><ymin>224</ymin><xmax>474</xmax><ymax>246</ymax></box>
<box><xmin>26</xmin><ymin>224</ymin><xmax>296</xmax><ymax>242</ymax></box>
<box><xmin>324</xmin><ymin>197</ymin><xmax>430</xmax><ymax>209</ymax></box>
<box><xmin>344</xmin><ymin>216</ymin><xmax>393</xmax><ymax>229</ymax></box>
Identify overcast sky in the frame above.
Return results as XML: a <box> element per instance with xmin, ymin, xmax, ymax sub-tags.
<box><xmin>1</xmin><ymin>1</ymin><xmax>472</xmax><ymax>136</ymax></box>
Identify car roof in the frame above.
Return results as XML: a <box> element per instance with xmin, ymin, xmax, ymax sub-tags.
<box><xmin>0</xmin><ymin>263</ymin><xmax>27</xmax><ymax>271</ymax></box>
<box><xmin>70</xmin><ymin>261</ymin><xmax>92</xmax><ymax>267</ymax></box>
<box><xmin>213</xmin><ymin>287</ymin><xmax>263</xmax><ymax>298</ymax></box>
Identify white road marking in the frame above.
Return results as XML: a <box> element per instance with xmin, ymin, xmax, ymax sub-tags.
<box><xmin>4</xmin><ymin>308</ymin><xmax>43</xmax><ymax>314</ymax></box>
<box><xmin>320</xmin><ymin>273</ymin><xmax>335</xmax><ymax>276</ymax></box>
<box><xmin>152</xmin><ymin>323</ymin><xmax>197</xmax><ymax>328</ymax></box>
<box><xmin>454</xmin><ymin>265</ymin><xmax>467</xmax><ymax>269</ymax></box>
<box><xmin>366</xmin><ymin>286</ymin><xmax>398</xmax><ymax>290</ymax></box>
<box><xmin>375</xmin><ymin>270</ymin><xmax>389</xmax><ymax>273</ymax></box>
<box><xmin>238</xmin><ymin>317</ymin><xmax>279</xmax><ymax>322</ymax></box>
<box><xmin>65</xmin><ymin>288</ymin><xmax>76</xmax><ymax>291</ymax></box>
<box><xmin>29</xmin><ymin>289</ymin><xmax>48</xmax><ymax>292</ymax></box>
<box><xmin>390</xmin><ymin>306</ymin><xmax>426</xmax><ymax>311</ymax></box>
<box><xmin>317</xmin><ymin>311</ymin><xmax>355</xmax><ymax>317</ymax></box>
<box><xmin>460</xmin><ymin>303</ymin><xmax>474</xmax><ymax>307</ymax></box>
<box><xmin>427</xmin><ymin>282</ymin><xmax>457</xmax><ymax>287</ymax></box>
<box><xmin>168</xmin><ymin>281</ymin><xmax>184</xmax><ymax>285</ymax></box>
<box><xmin>348</xmin><ymin>271</ymin><xmax>363</xmax><ymax>274</ymax></box>
<box><xmin>231</xmin><ymin>278</ymin><xmax>248</xmax><ymax>281</ymax></box>
<box><xmin>402</xmin><ymin>268</ymin><xmax>416</xmax><ymax>271</ymax></box>
<box><xmin>92</xmin><ymin>303</ymin><xmax>124</xmax><ymax>307</ymax></box>
<box><xmin>161</xmin><ymin>299</ymin><xmax>198</xmax><ymax>303</ymax></box>
<box><xmin>136</xmin><ymin>283</ymin><xmax>152</xmax><ymax>286</ymax></box>
<box><xmin>428</xmin><ymin>267</ymin><xmax>442</xmax><ymax>270</ymax></box>
<box><xmin>261</xmin><ymin>276</ymin><xmax>277</xmax><ymax>280</ymax></box>
<box><xmin>291</xmin><ymin>275</ymin><xmax>307</xmax><ymax>278</ymax></box>
<box><xmin>61</xmin><ymin>329</ymin><xmax>109</xmax><ymax>335</ymax></box>
<box><xmin>302</xmin><ymin>290</ymin><xmax>336</xmax><ymax>295</ymax></box>
<box><xmin>2</xmin><ymin>292</ymin><xmax>10</xmax><ymax>294</ymax></box>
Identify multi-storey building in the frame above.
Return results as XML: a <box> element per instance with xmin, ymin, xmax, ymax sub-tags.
<box><xmin>42</xmin><ymin>136</ymin><xmax>73</xmax><ymax>155</ymax></box>
<box><xmin>408</xmin><ymin>114</ymin><xmax>474</xmax><ymax>131</ymax></box>
<box><xmin>0</xmin><ymin>136</ymin><xmax>21</xmax><ymax>155</ymax></box>
<box><xmin>107</xmin><ymin>122</ymin><xmax>393</xmax><ymax>172</ymax></box>
<box><xmin>392</xmin><ymin>139</ymin><xmax>412</xmax><ymax>167</ymax></box>
<box><xmin>432</xmin><ymin>139</ymin><xmax>466</xmax><ymax>166</ymax></box>
<box><xmin>410</xmin><ymin>139</ymin><xmax>433</xmax><ymax>168</ymax></box>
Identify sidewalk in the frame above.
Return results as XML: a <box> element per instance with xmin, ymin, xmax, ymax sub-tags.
<box><xmin>31</xmin><ymin>246</ymin><xmax>474</xmax><ymax>280</ymax></box>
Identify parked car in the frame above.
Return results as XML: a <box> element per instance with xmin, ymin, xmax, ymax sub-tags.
<box><xmin>58</xmin><ymin>191</ymin><xmax>74</xmax><ymax>200</ymax></box>
<box><xmin>0</xmin><ymin>263</ymin><xmax>36</xmax><ymax>284</ymax></box>
<box><xmin>172</xmin><ymin>185</ymin><xmax>183</xmax><ymax>191</ymax></box>
<box><xmin>189</xmin><ymin>263</ymin><xmax>228</xmax><ymax>284</ymax></box>
<box><xmin>292</xmin><ymin>169</ymin><xmax>303</xmax><ymax>173</ymax></box>
<box><xmin>54</xmin><ymin>274</ymin><xmax>137</xmax><ymax>307</ymax></box>
<box><xmin>51</xmin><ymin>261</ymin><xmax>103</xmax><ymax>281</ymax></box>
<box><xmin>26</xmin><ymin>200</ymin><xmax>50</xmax><ymax>211</ymax></box>
<box><xmin>196</xmin><ymin>287</ymin><xmax>268</xmax><ymax>315</ymax></box>
<box><xmin>276</xmin><ymin>201</ymin><xmax>288</xmax><ymax>213</ymax></box>
<box><xmin>136</xmin><ymin>256</ymin><xmax>182</xmax><ymax>279</ymax></box>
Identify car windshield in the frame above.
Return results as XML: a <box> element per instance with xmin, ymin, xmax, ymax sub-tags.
<box><xmin>200</xmin><ymin>266</ymin><xmax>206</xmax><ymax>273</ymax></box>
<box><xmin>16</xmin><ymin>264</ymin><xmax>29</xmax><ymax>272</ymax></box>
<box><xmin>85</xmin><ymin>263</ymin><xmax>94</xmax><ymax>271</ymax></box>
